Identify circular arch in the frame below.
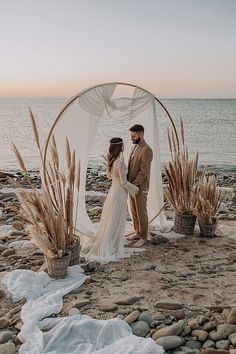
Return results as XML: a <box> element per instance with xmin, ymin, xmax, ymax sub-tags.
<box><xmin>43</xmin><ymin>81</ymin><xmax>178</xmax><ymax>169</ymax></box>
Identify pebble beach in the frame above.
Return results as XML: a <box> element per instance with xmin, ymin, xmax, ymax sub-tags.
<box><xmin>0</xmin><ymin>165</ymin><xmax>236</xmax><ymax>353</ymax></box>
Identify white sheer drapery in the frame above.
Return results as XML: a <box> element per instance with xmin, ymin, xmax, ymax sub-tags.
<box><xmin>44</xmin><ymin>83</ymin><xmax>171</xmax><ymax>237</ymax></box>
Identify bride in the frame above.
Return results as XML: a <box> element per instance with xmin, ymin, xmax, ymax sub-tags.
<box><xmin>81</xmin><ymin>137</ymin><xmax>139</xmax><ymax>264</ymax></box>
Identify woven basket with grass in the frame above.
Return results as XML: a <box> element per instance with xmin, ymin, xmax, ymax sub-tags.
<box><xmin>198</xmin><ymin>217</ymin><xmax>217</xmax><ymax>237</ymax></box>
<box><xmin>67</xmin><ymin>240</ymin><xmax>81</xmax><ymax>266</ymax></box>
<box><xmin>13</xmin><ymin>109</ymin><xmax>81</xmax><ymax>278</ymax></box>
<box><xmin>193</xmin><ymin>174</ymin><xmax>222</xmax><ymax>238</ymax></box>
<box><xmin>174</xmin><ymin>211</ymin><xmax>196</xmax><ymax>235</ymax></box>
<box><xmin>164</xmin><ymin>117</ymin><xmax>199</xmax><ymax>235</ymax></box>
<box><xmin>45</xmin><ymin>252</ymin><xmax>71</xmax><ymax>278</ymax></box>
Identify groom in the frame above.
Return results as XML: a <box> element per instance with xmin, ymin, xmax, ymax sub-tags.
<box><xmin>127</xmin><ymin>124</ymin><xmax>153</xmax><ymax>247</ymax></box>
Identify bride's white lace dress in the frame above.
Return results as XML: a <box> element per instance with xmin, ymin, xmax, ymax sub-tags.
<box><xmin>82</xmin><ymin>155</ymin><xmax>139</xmax><ymax>264</ymax></box>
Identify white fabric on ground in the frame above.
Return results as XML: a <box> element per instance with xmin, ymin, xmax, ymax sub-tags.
<box><xmin>3</xmin><ymin>267</ymin><xmax>164</xmax><ymax>354</ymax></box>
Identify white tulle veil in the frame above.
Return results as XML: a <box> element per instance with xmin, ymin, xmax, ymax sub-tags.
<box><xmin>43</xmin><ymin>82</ymin><xmax>176</xmax><ymax>237</ymax></box>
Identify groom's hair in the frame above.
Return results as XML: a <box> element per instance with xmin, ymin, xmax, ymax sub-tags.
<box><xmin>130</xmin><ymin>124</ymin><xmax>144</xmax><ymax>133</ymax></box>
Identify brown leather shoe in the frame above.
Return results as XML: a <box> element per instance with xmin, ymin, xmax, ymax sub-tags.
<box><xmin>133</xmin><ymin>239</ymin><xmax>147</xmax><ymax>247</ymax></box>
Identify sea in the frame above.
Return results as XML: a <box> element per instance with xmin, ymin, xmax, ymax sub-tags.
<box><xmin>0</xmin><ymin>98</ymin><xmax>235</xmax><ymax>173</ymax></box>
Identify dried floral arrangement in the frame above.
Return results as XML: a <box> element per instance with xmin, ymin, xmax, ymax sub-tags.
<box><xmin>13</xmin><ymin>109</ymin><xmax>80</xmax><ymax>258</ymax></box>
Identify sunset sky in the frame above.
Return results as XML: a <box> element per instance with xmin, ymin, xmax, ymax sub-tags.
<box><xmin>1</xmin><ymin>0</ymin><xmax>236</xmax><ymax>98</ymax></box>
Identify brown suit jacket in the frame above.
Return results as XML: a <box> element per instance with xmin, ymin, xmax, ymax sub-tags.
<box><xmin>128</xmin><ymin>140</ymin><xmax>153</xmax><ymax>192</ymax></box>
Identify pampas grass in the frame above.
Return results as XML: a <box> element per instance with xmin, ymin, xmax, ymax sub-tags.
<box><xmin>13</xmin><ymin>109</ymin><xmax>80</xmax><ymax>258</ymax></box>
<box><xmin>165</xmin><ymin>117</ymin><xmax>199</xmax><ymax>213</ymax></box>
<box><xmin>192</xmin><ymin>174</ymin><xmax>222</xmax><ymax>224</ymax></box>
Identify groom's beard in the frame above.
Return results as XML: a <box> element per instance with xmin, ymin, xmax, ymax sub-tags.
<box><xmin>132</xmin><ymin>137</ymin><xmax>141</xmax><ymax>144</ymax></box>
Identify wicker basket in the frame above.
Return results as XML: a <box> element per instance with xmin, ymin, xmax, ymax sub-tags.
<box><xmin>198</xmin><ymin>217</ymin><xmax>218</xmax><ymax>237</ymax></box>
<box><xmin>174</xmin><ymin>211</ymin><xmax>196</xmax><ymax>235</ymax></box>
<box><xmin>44</xmin><ymin>252</ymin><xmax>71</xmax><ymax>278</ymax></box>
<box><xmin>67</xmin><ymin>241</ymin><xmax>81</xmax><ymax>266</ymax></box>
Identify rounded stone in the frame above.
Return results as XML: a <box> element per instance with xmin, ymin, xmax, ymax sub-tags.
<box><xmin>179</xmin><ymin>346</ymin><xmax>193</xmax><ymax>354</ymax></box>
<box><xmin>12</xmin><ymin>221</ymin><xmax>24</xmax><ymax>230</ymax></box>
<box><xmin>153</xmin><ymin>320</ymin><xmax>185</xmax><ymax>341</ymax></box>
<box><xmin>138</xmin><ymin>312</ymin><xmax>153</xmax><ymax>326</ymax></box>
<box><xmin>124</xmin><ymin>310</ymin><xmax>140</xmax><ymax>324</ymax></box>
<box><xmin>201</xmin><ymin>349</ymin><xmax>229</xmax><ymax>354</ymax></box>
<box><xmin>0</xmin><ymin>341</ymin><xmax>16</xmax><ymax>354</ymax></box>
<box><xmin>130</xmin><ymin>320</ymin><xmax>150</xmax><ymax>337</ymax></box>
<box><xmin>2</xmin><ymin>248</ymin><xmax>15</xmax><ymax>257</ymax></box>
<box><xmin>227</xmin><ymin>309</ymin><xmax>236</xmax><ymax>324</ymax></box>
<box><xmin>202</xmin><ymin>340</ymin><xmax>216</xmax><ymax>349</ymax></box>
<box><xmin>192</xmin><ymin>329</ymin><xmax>208</xmax><ymax>342</ymax></box>
<box><xmin>156</xmin><ymin>336</ymin><xmax>183</xmax><ymax>350</ymax></box>
<box><xmin>185</xmin><ymin>341</ymin><xmax>202</xmax><ymax>350</ymax></box>
<box><xmin>0</xmin><ymin>331</ymin><xmax>13</xmax><ymax>344</ymax></box>
<box><xmin>0</xmin><ymin>318</ymin><xmax>10</xmax><ymax>330</ymax></box>
<box><xmin>99</xmin><ymin>303</ymin><xmax>118</xmax><ymax>312</ymax></box>
<box><xmin>215</xmin><ymin>340</ymin><xmax>229</xmax><ymax>350</ymax></box>
<box><xmin>175</xmin><ymin>310</ymin><xmax>186</xmax><ymax>320</ymax></box>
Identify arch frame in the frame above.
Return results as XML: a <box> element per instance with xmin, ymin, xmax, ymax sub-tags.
<box><xmin>43</xmin><ymin>82</ymin><xmax>178</xmax><ymax>170</ymax></box>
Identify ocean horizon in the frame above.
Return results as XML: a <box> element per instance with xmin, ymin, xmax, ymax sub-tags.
<box><xmin>0</xmin><ymin>97</ymin><xmax>236</xmax><ymax>172</ymax></box>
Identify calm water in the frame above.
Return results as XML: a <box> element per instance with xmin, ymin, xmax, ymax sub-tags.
<box><xmin>0</xmin><ymin>98</ymin><xmax>235</xmax><ymax>171</ymax></box>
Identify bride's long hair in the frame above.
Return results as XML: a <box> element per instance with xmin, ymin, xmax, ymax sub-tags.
<box><xmin>107</xmin><ymin>137</ymin><xmax>124</xmax><ymax>172</ymax></box>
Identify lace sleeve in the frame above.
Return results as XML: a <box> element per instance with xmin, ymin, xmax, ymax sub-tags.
<box><xmin>118</xmin><ymin>157</ymin><xmax>139</xmax><ymax>195</ymax></box>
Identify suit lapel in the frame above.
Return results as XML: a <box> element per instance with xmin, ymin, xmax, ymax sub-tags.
<box><xmin>128</xmin><ymin>141</ymin><xmax>146</xmax><ymax>165</ymax></box>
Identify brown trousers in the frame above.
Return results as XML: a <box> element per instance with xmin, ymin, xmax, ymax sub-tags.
<box><xmin>129</xmin><ymin>191</ymin><xmax>148</xmax><ymax>239</ymax></box>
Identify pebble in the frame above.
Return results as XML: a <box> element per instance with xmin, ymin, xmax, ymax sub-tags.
<box><xmin>138</xmin><ymin>312</ymin><xmax>153</xmax><ymax>326</ymax></box>
<box><xmin>153</xmin><ymin>320</ymin><xmax>185</xmax><ymax>341</ymax></box>
<box><xmin>202</xmin><ymin>340</ymin><xmax>216</xmax><ymax>349</ymax></box>
<box><xmin>203</xmin><ymin>322</ymin><xmax>217</xmax><ymax>332</ymax></box>
<box><xmin>0</xmin><ymin>318</ymin><xmax>10</xmax><ymax>329</ymax></box>
<box><xmin>210</xmin><ymin>324</ymin><xmax>236</xmax><ymax>340</ymax></box>
<box><xmin>150</xmin><ymin>235</ymin><xmax>169</xmax><ymax>245</ymax></box>
<box><xmin>68</xmin><ymin>308</ymin><xmax>81</xmax><ymax>316</ymax></box>
<box><xmin>124</xmin><ymin>310</ymin><xmax>140</xmax><ymax>324</ymax></box>
<box><xmin>99</xmin><ymin>303</ymin><xmax>118</xmax><ymax>312</ymax></box>
<box><xmin>140</xmin><ymin>262</ymin><xmax>156</xmax><ymax>271</ymax></box>
<box><xmin>0</xmin><ymin>244</ymin><xmax>7</xmax><ymax>253</ymax></box>
<box><xmin>0</xmin><ymin>342</ymin><xmax>16</xmax><ymax>354</ymax></box>
<box><xmin>227</xmin><ymin>308</ymin><xmax>236</xmax><ymax>324</ymax></box>
<box><xmin>12</xmin><ymin>221</ymin><xmax>24</xmax><ymax>230</ymax></box>
<box><xmin>74</xmin><ymin>300</ymin><xmax>90</xmax><ymax>309</ymax></box>
<box><xmin>0</xmin><ymin>290</ymin><xmax>5</xmax><ymax>298</ymax></box>
<box><xmin>2</xmin><ymin>248</ymin><xmax>15</xmax><ymax>257</ymax></box>
<box><xmin>181</xmin><ymin>325</ymin><xmax>192</xmax><ymax>337</ymax></box>
<box><xmin>175</xmin><ymin>310</ymin><xmax>186</xmax><ymax>320</ymax></box>
<box><xmin>178</xmin><ymin>346</ymin><xmax>194</xmax><ymax>354</ymax></box>
<box><xmin>185</xmin><ymin>340</ymin><xmax>202</xmax><ymax>350</ymax></box>
<box><xmin>154</xmin><ymin>300</ymin><xmax>183</xmax><ymax>310</ymax></box>
<box><xmin>201</xmin><ymin>349</ymin><xmax>229</xmax><ymax>354</ymax></box>
<box><xmin>114</xmin><ymin>295</ymin><xmax>141</xmax><ymax>305</ymax></box>
<box><xmin>228</xmin><ymin>333</ymin><xmax>236</xmax><ymax>346</ymax></box>
<box><xmin>215</xmin><ymin>340</ymin><xmax>229</xmax><ymax>349</ymax></box>
<box><xmin>0</xmin><ymin>331</ymin><xmax>13</xmax><ymax>344</ymax></box>
<box><xmin>188</xmin><ymin>318</ymin><xmax>200</xmax><ymax>330</ymax></box>
<box><xmin>191</xmin><ymin>329</ymin><xmax>208</xmax><ymax>341</ymax></box>
<box><xmin>130</xmin><ymin>320</ymin><xmax>150</xmax><ymax>337</ymax></box>
<box><xmin>156</xmin><ymin>335</ymin><xmax>183</xmax><ymax>350</ymax></box>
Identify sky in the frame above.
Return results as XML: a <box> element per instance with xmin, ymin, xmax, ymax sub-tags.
<box><xmin>0</xmin><ymin>0</ymin><xmax>236</xmax><ymax>98</ymax></box>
